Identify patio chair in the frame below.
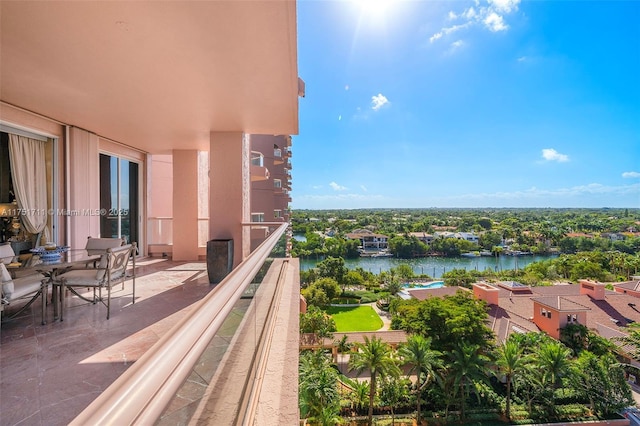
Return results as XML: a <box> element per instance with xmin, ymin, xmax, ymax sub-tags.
<box><xmin>56</xmin><ymin>243</ymin><xmax>136</xmax><ymax>320</ymax></box>
<box><xmin>85</xmin><ymin>236</ymin><xmax>124</xmax><ymax>255</ymax></box>
<box><xmin>0</xmin><ymin>243</ymin><xmax>16</xmax><ymax>264</ymax></box>
<box><xmin>82</xmin><ymin>237</ymin><xmax>126</xmax><ymax>283</ymax></box>
<box><xmin>1</xmin><ymin>263</ymin><xmax>47</xmax><ymax>324</ymax></box>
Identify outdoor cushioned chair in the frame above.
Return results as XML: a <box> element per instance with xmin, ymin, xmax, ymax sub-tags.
<box><xmin>0</xmin><ymin>243</ymin><xmax>15</xmax><ymax>264</ymax></box>
<box><xmin>56</xmin><ymin>243</ymin><xmax>136</xmax><ymax>320</ymax></box>
<box><xmin>0</xmin><ymin>263</ymin><xmax>47</xmax><ymax>324</ymax></box>
<box><xmin>85</xmin><ymin>236</ymin><xmax>124</xmax><ymax>255</ymax></box>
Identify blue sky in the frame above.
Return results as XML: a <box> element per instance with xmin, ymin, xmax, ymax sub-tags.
<box><xmin>292</xmin><ymin>0</ymin><xmax>640</xmax><ymax>209</ymax></box>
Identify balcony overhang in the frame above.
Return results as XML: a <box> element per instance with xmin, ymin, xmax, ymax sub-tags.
<box><xmin>0</xmin><ymin>1</ymin><xmax>299</xmax><ymax>154</ymax></box>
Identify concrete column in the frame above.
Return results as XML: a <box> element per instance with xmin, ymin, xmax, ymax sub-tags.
<box><xmin>67</xmin><ymin>127</ymin><xmax>100</xmax><ymax>248</ymax></box>
<box><xmin>172</xmin><ymin>150</ymin><xmax>199</xmax><ymax>260</ymax></box>
<box><xmin>209</xmin><ymin>132</ymin><xmax>250</xmax><ymax>268</ymax></box>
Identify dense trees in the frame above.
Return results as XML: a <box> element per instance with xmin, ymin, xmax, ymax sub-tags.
<box><xmin>299</xmin><ymin>350</ymin><xmax>341</xmax><ymax>423</ymax></box>
<box><xmin>292</xmin><ymin>208</ymin><xmax>640</xmax><ymax>265</ymax></box>
<box><xmin>300</xmin><ymin>326</ymin><xmax>633</xmax><ymax>425</ymax></box>
<box><xmin>296</xmin><ymin>209</ymin><xmax>640</xmax><ymax>422</ymax></box>
<box><xmin>300</xmin><ymin>305</ymin><xmax>336</xmax><ymax>338</ymax></box>
<box><xmin>390</xmin><ymin>291</ymin><xmax>493</xmax><ymax>352</ymax></box>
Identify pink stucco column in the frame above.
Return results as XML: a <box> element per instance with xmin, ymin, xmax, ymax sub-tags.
<box><xmin>209</xmin><ymin>132</ymin><xmax>250</xmax><ymax>268</ymax></box>
<box><xmin>172</xmin><ymin>150</ymin><xmax>200</xmax><ymax>260</ymax></box>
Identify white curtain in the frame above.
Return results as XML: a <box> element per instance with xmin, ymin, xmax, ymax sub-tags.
<box><xmin>8</xmin><ymin>134</ymin><xmax>50</xmax><ymax>242</ymax></box>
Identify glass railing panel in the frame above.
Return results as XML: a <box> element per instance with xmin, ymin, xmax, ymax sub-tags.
<box><xmin>250</xmin><ymin>151</ymin><xmax>264</xmax><ymax>167</ymax></box>
<box><xmin>156</xmin><ymin>226</ymin><xmax>287</xmax><ymax>425</ymax></box>
<box><xmin>71</xmin><ymin>224</ymin><xmax>289</xmax><ymax>426</ymax></box>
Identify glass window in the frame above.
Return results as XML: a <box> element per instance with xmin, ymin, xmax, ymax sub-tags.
<box><xmin>100</xmin><ymin>154</ymin><xmax>139</xmax><ymax>245</ymax></box>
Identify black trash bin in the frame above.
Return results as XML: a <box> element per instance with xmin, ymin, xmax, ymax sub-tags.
<box><xmin>206</xmin><ymin>239</ymin><xmax>233</xmax><ymax>284</ymax></box>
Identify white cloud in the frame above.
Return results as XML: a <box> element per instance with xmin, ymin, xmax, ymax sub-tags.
<box><xmin>429</xmin><ymin>0</ymin><xmax>517</xmax><ymax>45</ymax></box>
<box><xmin>345</xmin><ymin>85</ymin><xmax>349</xmax><ymax>91</ymax></box>
<box><xmin>484</xmin><ymin>12</ymin><xmax>508</xmax><ymax>32</ymax></box>
<box><xmin>430</xmin><ymin>32</ymin><xmax>443</xmax><ymax>43</ymax></box>
<box><xmin>360</xmin><ymin>185</ymin><xmax>368</xmax><ymax>192</ymax></box>
<box><xmin>449</xmin><ymin>40</ymin><xmax>465</xmax><ymax>52</ymax></box>
<box><xmin>517</xmin><ymin>56</ymin><xmax>528</xmax><ymax>62</ymax></box>
<box><xmin>430</xmin><ymin>23</ymin><xmax>470</xmax><ymax>43</ymax></box>
<box><xmin>312</xmin><ymin>185</ymin><xmax>323</xmax><ymax>189</ymax></box>
<box><xmin>338</xmin><ymin>115</ymin><xmax>342</xmax><ymax>121</ymax></box>
<box><xmin>541</xmin><ymin>148</ymin><xmax>569</xmax><ymax>162</ymax></box>
<box><xmin>449</xmin><ymin>183</ymin><xmax>640</xmax><ymax>201</ymax></box>
<box><xmin>622</xmin><ymin>171</ymin><xmax>640</xmax><ymax>178</ymax></box>
<box><xmin>463</xmin><ymin>7</ymin><xmax>477</xmax><ymax>20</ymax></box>
<box><xmin>329</xmin><ymin>181</ymin><xmax>348</xmax><ymax>191</ymax></box>
<box><xmin>488</xmin><ymin>0</ymin><xmax>520</xmax><ymax>13</ymax></box>
<box><xmin>371</xmin><ymin>93</ymin><xmax>389</xmax><ymax>111</ymax></box>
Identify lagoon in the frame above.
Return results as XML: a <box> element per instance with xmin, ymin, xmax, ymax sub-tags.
<box><xmin>300</xmin><ymin>254</ymin><xmax>555</xmax><ymax>278</ymax></box>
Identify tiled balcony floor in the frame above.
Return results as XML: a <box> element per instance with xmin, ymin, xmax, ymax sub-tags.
<box><xmin>1</xmin><ymin>258</ymin><xmax>214</xmax><ymax>426</ymax></box>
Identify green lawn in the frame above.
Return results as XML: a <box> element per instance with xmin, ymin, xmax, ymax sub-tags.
<box><xmin>325</xmin><ymin>305</ymin><xmax>383</xmax><ymax>332</ymax></box>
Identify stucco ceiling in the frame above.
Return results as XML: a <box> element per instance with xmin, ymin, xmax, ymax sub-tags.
<box><xmin>0</xmin><ymin>1</ymin><xmax>299</xmax><ymax>154</ymax></box>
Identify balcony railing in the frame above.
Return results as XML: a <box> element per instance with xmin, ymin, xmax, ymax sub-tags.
<box><xmin>250</xmin><ymin>151</ymin><xmax>264</xmax><ymax>167</ymax></box>
<box><xmin>72</xmin><ymin>223</ymin><xmax>290</xmax><ymax>425</ymax></box>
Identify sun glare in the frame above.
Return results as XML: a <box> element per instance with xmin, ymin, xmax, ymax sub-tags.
<box><xmin>356</xmin><ymin>0</ymin><xmax>394</xmax><ymax>19</ymax></box>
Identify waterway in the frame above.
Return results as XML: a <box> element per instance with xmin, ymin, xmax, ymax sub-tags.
<box><xmin>299</xmin><ymin>254</ymin><xmax>555</xmax><ymax>278</ymax></box>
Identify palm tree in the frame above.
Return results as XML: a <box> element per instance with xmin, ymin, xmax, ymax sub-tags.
<box><xmin>349</xmin><ymin>336</ymin><xmax>400</xmax><ymax>426</ymax></box>
<box><xmin>349</xmin><ymin>380</ymin><xmax>369</xmax><ymax>415</ymax></box>
<box><xmin>398</xmin><ymin>335</ymin><xmax>442</xmax><ymax>425</ymax></box>
<box><xmin>385</xmin><ymin>276</ymin><xmax>403</xmax><ymax>298</ymax></box>
<box><xmin>495</xmin><ymin>339</ymin><xmax>528</xmax><ymax>420</ymax></box>
<box><xmin>537</xmin><ymin>341</ymin><xmax>572</xmax><ymax>390</ymax></box>
<box><xmin>448</xmin><ymin>342</ymin><xmax>491</xmax><ymax>420</ymax></box>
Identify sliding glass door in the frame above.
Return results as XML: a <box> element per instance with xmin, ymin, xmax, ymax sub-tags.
<box><xmin>100</xmin><ymin>154</ymin><xmax>139</xmax><ymax>245</ymax></box>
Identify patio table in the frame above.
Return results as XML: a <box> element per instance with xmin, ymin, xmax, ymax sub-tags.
<box><xmin>5</xmin><ymin>249</ymin><xmax>101</xmax><ymax>322</ymax></box>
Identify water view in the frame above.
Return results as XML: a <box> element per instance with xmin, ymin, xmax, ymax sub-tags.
<box><xmin>300</xmin><ymin>253</ymin><xmax>555</xmax><ymax>278</ymax></box>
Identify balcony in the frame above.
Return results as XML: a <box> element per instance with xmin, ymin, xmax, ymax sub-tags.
<box><xmin>273</xmin><ymin>148</ymin><xmax>284</xmax><ymax>166</ymax></box>
<box><xmin>1</xmin><ymin>224</ymin><xmax>299</xmax><ymax>425</ymax></box>
<box><xmin>250</xmin><ymin>151</ymin><xmax>270</xmax><ymax>182</ymax></box>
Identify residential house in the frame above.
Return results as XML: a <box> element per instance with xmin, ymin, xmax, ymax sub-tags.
<box><xmin>408</xmin><ymin>231</ymin><xmax>434</xmax><ymax>245</ymax></box>
<box><xmin>411</xmin><ymin>280</ymin><xmax>640</xmax><ymax>371</ymax></box>
<box><xmin>456</xmin><ymin>232</ymin><xmax>479</xmax><ymax>244</ymax></box>
<box><xmin>345</xmin><ymin>229</ymin><xmax>389</xmax><ymax>250</ymax></box>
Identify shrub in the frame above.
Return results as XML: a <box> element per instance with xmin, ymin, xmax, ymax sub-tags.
<box><xmin>354</xmin><ymin>290</ymin><xmax>379</xmax><ymax>303</ymax></box>
<box><xmin>331</xmin><ymin>298</ymin><xmax>360</xmax><ymax>305</ymax></box>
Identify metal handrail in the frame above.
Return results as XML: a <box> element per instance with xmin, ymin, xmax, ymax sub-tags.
<box><xmin>71</xmin><ymin>223</ymin><xmax>289</xmax><ymax>425</ymax></box>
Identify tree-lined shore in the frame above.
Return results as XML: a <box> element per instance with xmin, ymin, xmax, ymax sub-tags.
<box><xmin>297</xmin><ymin>208</ymin><xmax>640</xmax><ymax>425</ymax></box>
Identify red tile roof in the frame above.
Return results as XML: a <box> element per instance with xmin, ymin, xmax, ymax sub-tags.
<box><xmin>614</xmin><ymin>280</ymin><xmax>640</xmax><ymax>292</ymax></box>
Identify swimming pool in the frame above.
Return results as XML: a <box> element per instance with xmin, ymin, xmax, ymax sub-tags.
<box><xmin>402</xmin><ymin>281</ymin><xmax>445</xmax><ymax>289</ymax></box>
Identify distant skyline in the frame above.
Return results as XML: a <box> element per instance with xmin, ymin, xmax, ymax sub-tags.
<box><xmin>292</xmin><ymin>0</ymin><xmax>640</xmax><ymax>209</ymax></box>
